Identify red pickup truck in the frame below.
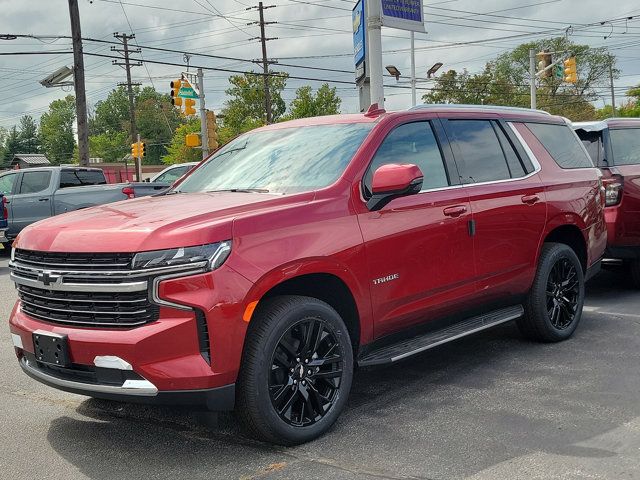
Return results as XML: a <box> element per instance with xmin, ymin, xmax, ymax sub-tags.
<box><xmin>573</xmin><ymin>119</ymin><xmax>640</xmax><ymax>287</ymax></box>
<box><xmin>9</xmin><ymin>105</ymin><xmax>606</xmax><ymax>445</ymax></box>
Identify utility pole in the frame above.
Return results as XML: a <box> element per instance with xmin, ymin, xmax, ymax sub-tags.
<box><xmin>529</xmin><ymin>48</ymin><xmax>537</xmax><ymax>110</ymax></box>
<box><xmin>112</xmin><ymin>33</ymin><xmax>142</xmax><ymax>181</ymax></box>
<box><xmin>68</xmin><ymin>0</ymin><xmax>89</xmax><ymax>166</ymax></box>
<box><xmin>609</xmin><ymin>63</ymin><xmax>617</xmax><ymax>117</ymax></box>
<box><xmin>257</xmin><ymin>2</ymin><xmax>274</xmax><ymax>123</ymax></box>
<box><xmin>197</xmin><ymin>68</ymin><xmax>209</xmax><ymax>159</ymax></box>
<box><xmin>366</xmin><ymin>0</ymin><xmax>384</xmax><ymax>108</ymax></box>
<box><xmin>410</xmin><ymin>31</ymin><xmax>416</xmax><ymax>107</ymax></box>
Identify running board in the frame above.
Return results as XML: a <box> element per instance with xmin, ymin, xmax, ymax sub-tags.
<box><xmin>358</xmin><ymin>305</ymin><xmax>524</xmax><ymax>367</ymax></box>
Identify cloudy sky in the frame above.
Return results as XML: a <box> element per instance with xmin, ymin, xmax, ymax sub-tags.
<box><xmin>1</xmin><ymin>0</ymin><xmax>639</xmax><ymax>129</ymax></box>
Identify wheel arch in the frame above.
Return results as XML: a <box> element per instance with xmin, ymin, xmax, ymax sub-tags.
<box><xmin>542</xmin><ymin>223</ymin><xmax>588</xmax><ymax>273</ymax></box>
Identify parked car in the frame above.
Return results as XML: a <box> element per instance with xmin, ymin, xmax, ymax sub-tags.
<box><xmin>573</xmin><ymin>118</ymin><xmax>640</xmax><ymax>287</ymax></box>
<box><xmin>0</xmin><ymin>166</ymin><xmax>167</xmax><ymax>248</ymax></box>
<box><xmin>149</xmin><ymin>162</ymin><xmax>199</xmax><ymax>185</ymax></box>
<box><xmin>9</xmin><ymin>105</ymin><xmax>606</xmax><ymax>445</ymax></box>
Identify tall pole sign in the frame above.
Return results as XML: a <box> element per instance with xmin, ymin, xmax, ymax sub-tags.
<box><xmin>353</xmin><ymin>0</ymin><xmax>370</xmax><ymax>112</ymax></box>
<box><xmin>380</xmin><ymin>0</ymin><xmax>425</xmax><ymax>32</ymax></box>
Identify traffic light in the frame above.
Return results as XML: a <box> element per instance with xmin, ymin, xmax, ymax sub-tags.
<box><xmin>536</xmin><ymin>50</ymin><xmax>552</xmax><ymax>78</ymax></box>
<box><xmin>185</xmin><ymin>133</ymin><xmax>201</xmax><ymax>147</ymax></box>
<box><xmin>140</xmin><ymin>142</ymin><xmax>146</xmax><ymax>158</ymax></box>
<box><xmin>170</xmin><ymin>79</ymin><xmax>182</xmax><ymax>107</ymax></box>
<box><xmin>206</xmin><ymin>110</ymin><xmax>219</xmax><ymax>151</ymax></box>
<box><xmin>184</xmin><ymin>98</ymin><xmax>196</xmax><ymax>116</ymax></box>
<box><xmin>131</xmin><ymin>142</ymin><xmax>140</xmax><ymax>158</ymax></box>
<box><xmin>564</xmin><ymin>57</ymin><xmax>577</xmax><ymax>84</ymax></box>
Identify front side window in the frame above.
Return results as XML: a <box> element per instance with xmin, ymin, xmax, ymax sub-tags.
<box><xmin>364</xmin><ymin>121</ymin><xmax>449</xmax><ymax>195</ymax></box>
<box><xmin>19</xmin><ymin>171</ymin><xmax>52</xmax><ymax>194</ymax></box>
<box><xmin>447</xmin><ymin>120</ymin><xmax>511</xmax><ymax>183</ymax></box>
<box><xmin>176</xmin><ymin>123</ymin><xmax>373</xmax><ymax>195</ymax></box>
<box><xmin>609</xmin><ymin>128</ymin><xmax>640</xmax><ymax>166</ymax></box>
<box><xmin>526</xmin><ymin>123</ymin><xmax>593</xmax><ymax>169</ymax></box>
<box><xmin>0</xmin><ymin>173</ymin><xmax>17</xmax><ymax>195</ymax></box>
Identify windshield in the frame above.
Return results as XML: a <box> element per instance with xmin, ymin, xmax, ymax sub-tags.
<box><xmin>175</xmin><ymin>123</ymin><xmax>373</xmax><ymax>194</ymax></box>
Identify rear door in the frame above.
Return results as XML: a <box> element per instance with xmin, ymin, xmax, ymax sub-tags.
<box><xmin>442</xmin><ymin>117</ymin><xmax>547</xmax><ymax>301</ymax></box>
<box><xmin>0</xmin><ymin>172</ymin><xmax>19</xmax><ymax>234</ymax></box>
<box><xmin>10</xmin><ymin>170</ymin><xmax>54</xmax><ymax>234</ymax></box>
<box><xmin>356</xmin><ymin>119</ymin><xmax>477</xmax><ymax>338</ymax></box>
<box><xmin>608</xmin><ymin>128</ymin><xmax>640</xmax><ymax>244</ymax></box>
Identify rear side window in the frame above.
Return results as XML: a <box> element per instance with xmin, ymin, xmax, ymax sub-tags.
<box><xmin>526</xmin><ymin>123</ymin><xmax>593</xmax><ymax>168</ymax></box>
<box><xmin>447</xmin><ymin>120</ymin><xmax>511</xmax><ymax>183</ymax></box>
<box><xmin>575</xmin><ymin>130</ymin><xmax>604</xmax><ymax>166</ymax></box>
<box><xmin>0</xmin><ymin>173</ymin><xmax>17</xmax><ymax>195</ymax></box>
<box><xmin>19</xmin><ymin>171</ymin><xmax>52</xmax><ymax>194</ymax></box>
<box><xmin>609</xmin><ymin>129</ymin><xmax>640</xmax><ymax>166</ymax></box>
<box><xmin>365</xmin><ymin>121</ymin><xmax>449</xmax><ymax>194</ymax></box>
<box><xmin>60</xmin><ymin>170</ymin><xmax>106</xmax><ymax>188</ymax></box>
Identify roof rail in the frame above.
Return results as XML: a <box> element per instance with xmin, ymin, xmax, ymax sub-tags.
<box><xmin>408</xmin><ymin>103</ymin><xmax>551</xmax><ymax>116</ymax></box>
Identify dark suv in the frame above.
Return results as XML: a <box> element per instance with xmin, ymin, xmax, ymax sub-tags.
<box><xmin>573</xmin><ymin>119</ymin><xmax>640</xmax><ymax>287</ymax></box>
<box><xmin>9</xmin><ymin>105</ymin><xmax>606</xmax><ymax>445</ymax></box>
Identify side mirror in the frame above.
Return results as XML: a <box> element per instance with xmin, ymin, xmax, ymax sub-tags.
<box><xmin>367</xmin><ymin>163</ymin><xmax>423</xmax><ymax>211</ymax></box>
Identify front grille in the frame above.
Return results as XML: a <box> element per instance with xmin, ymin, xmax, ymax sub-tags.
<box><xmin>14</xmin><ymin>249</ymin><xmax>133</xmax><ymax>271</ymax></box>
<box><xmin>17</xmin><ymin>285</ymin><xmax>158</xmax><ymax>327</ymax></box>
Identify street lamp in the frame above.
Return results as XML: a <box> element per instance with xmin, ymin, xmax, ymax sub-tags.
<box><xmin>385</xmin><ymin>65</ymin><xmax>401</xmax><ymax>80</ymax></box>
<box><xmin>427</xmin><ymin>62</ymin><xmax>444</xmax><ymax>78</ymax></box>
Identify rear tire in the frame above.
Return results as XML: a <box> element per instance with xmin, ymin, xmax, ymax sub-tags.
<box><xmin>518</xmin><ymin>243</ymin><xmax>585</xmax><ymax>342</ymax></box>
<box><xmin>236</xmin><ymin>295</ymin><xmax>353</xmax><ymax>445</ymax></box>
<box><xmin>629</xmin><ymin>259</ymin><xmax>640</xmax><ymax>289</ymax></box>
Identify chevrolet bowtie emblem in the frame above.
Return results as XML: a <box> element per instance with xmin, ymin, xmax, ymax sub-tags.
<box><xmin>38</xmin><ymin>271</ymin><xmax>61</xmax><ymax>287</ymax></box>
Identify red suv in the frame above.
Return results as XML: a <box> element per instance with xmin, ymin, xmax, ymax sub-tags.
<box><xmin>9</xmin><ymin>105</ymin><xmax>606</xmax><ymax>444</ymax></box>
<box><xmin>574</xmin><ymin>119</ymin><xmax>640</xmax><ymax>287</ymax></box>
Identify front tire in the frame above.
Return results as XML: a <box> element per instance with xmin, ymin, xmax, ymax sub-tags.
<box><xmin>237</xmin><ymin>295</ymin><xmax>353</xmax><ymax>445</ymax></box>
<box><xmin>518</xmin><ymin>243</ymin><xmax>585</xmax><ymax>342</ymax></box>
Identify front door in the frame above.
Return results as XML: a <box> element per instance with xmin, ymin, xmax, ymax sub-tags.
<box><xmin>356</xmin><ymin>120</ymin><xmax>477</xmax><ymax>339</ymax></box>
<box><xmin>9</xmin><ymin>170</ymin><xmax>54</xmax><ymax>235</ymax></box>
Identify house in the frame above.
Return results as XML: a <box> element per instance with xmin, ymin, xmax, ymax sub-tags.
<box><xmin>10</xmin><ymin>154</ymin><xmax>51</xmax><ymax>169</ymax></box>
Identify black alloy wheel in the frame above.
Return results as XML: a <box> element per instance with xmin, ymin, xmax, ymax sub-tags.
<box><xmin>546</xmin><ymin>257</ymin><xmax>580</xmax><ymax>330</ymax></box>
<box><xmin>269</xmin><ymin>318</ymin><xmax>343</xmax><ymax>427</ymax></box>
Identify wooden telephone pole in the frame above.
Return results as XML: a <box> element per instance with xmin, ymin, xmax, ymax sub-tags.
<box><xmin>68</xmin><ymin>0</ymin><xmax>89</xmax><ymax>166</ymax></box>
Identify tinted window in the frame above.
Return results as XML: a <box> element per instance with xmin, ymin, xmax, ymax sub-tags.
<box><xmin>365</xmin><ymin>122</ymin><xmax>449</xmax><ymax>194</ymax></box>
<box><xmin>19</xmin><ymin>171</ymin><xmax>52</xmax><ymax>194</ymax></box>
<box><xmin>575</xmin><ymin>130</ymin><xmax>604</xmax><ymax>166</ymax></box>
<box><xmin>60</xmin><ymin>170</ymin><xmax>106</xmax><ymax>188</ymax></box>
<box><xmin>176</xmin><ymin>123</ymin><xmax>373</xmax><ymax>195</ymax></box>
<box><xmin>155</xmin><ymin>165</ymin><xmax>189</xmax><ymax>184</ymax></box>
<box><xmin>448</xmin><ymin>120</ymin><xmax>511</xmax><ymax>183</ymax></box>
<box><xmin>0</xmin><ymin>173</ymin><xmax>17</xmax><ymax>195</ymax></box>
<box><xmin>495</xmin><ymin>123</ymin><xmax>526</xmax><ymax>178</ymax></box>
<box><xmin>526</xmin><ymin>123</ymin><xmax>593</xmax><ymax>168</ymax></box>
<box><xmin>609</xmin><ymin>129</ymin><xmax>640</xmax><ymax>166</ymax></box>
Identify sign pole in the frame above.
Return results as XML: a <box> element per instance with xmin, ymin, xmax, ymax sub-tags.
<box><xmin>197</xmin><ymin>68</ymin><xmax>209</xmax><ymax>159</ymax></box>
<box><xmin>410</xmin><ymin>31</ymin><xmax>416</xmax><ymax>107</ymax></box>
<box><xmin>367</xmin><ymin>0</ymin><xmax>384</xmax><ymax>108</ymax></box>
<box><xmin>529</xmin><ymin>48</ymin><xmax>537</xmax><ymax>110</ymax></box>
<box><xmin>136</xmin><ymin>133</ymin><xmax>142</xmax><ymax>182</ymax></box>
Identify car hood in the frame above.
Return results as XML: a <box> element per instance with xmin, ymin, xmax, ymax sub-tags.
<box><xmin>15</xmin><ymin>191</ymin><xmax>311</xmax><ymax>253</ymax></box>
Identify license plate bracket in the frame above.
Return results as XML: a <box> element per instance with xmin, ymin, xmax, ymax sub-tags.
<box><xmin>32</xmin><ymin>331</ymin><xmax>70</xmax><ymax>367</ymax></box>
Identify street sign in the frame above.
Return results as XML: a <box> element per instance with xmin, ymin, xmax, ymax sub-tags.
<box><xmin>380</xmin><ymin>0</ymin><xmax>425</xmax><ymax>33</ymax></box>
<box><xmin>352</xmin><ymin>0</ymin><xmax>366</xmax><ymax>67</ymax></box>
<box><xmin>178</xmin><ymin>86</ymin><xmax>199</xmax><ymax>99</ymax></box>
<box><xmin>554</xmin><ymin>63</ymin><xmax>564</xmax><ymax>80</ymax></box>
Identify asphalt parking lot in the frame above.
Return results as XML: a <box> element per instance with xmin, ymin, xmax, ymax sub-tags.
<box><xmin>1</xmin><ymin>251</ymin><xmax>640</xmax><ymax>480</ymax></box>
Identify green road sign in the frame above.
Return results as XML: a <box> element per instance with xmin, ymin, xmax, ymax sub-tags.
<box><xmin>554</xmin><ymin>63</ymin><xmax>564</xmax><ymax>80</ymax></box>
<box><xmin>178</xmin><ymin>86</ymin><xmax>199</xmax><ymax>99</ymax></box>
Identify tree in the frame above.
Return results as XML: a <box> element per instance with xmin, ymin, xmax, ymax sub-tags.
<box><xmin>221</xmin><ymin>71</ymin><xmax>288</xmax><ymax>138</ymax></box>
<box><xmin>89</xmin><ymin>87</ymin><xmax>131</xmax><ymax>136</ymax></box>
<box><xmin>4</xmin><ymin>126</ymin><xmax>22</xmax><ymax>163</ymax></box>
<box><xmin>89</xmin><ymin>131</ymin><xmax>129</xmax><ymax>162</ymax></box>
<box><xmin>19</xmin><ymin>115</ymin><xmax>40</xmax><ymax>153</ymax></box>
<box><xmin>161</xmin><ymin>118</ymin><xmax>202</xmax><ymax>165</ymax></box>
<box><xmin>39</xmin><ymin>95</ymin><xmax>76</xmax><ymax>164</ymax></box>
<box><xmin>286</xmin><ymin>84</ymin><xmax>341</xmax><ymax>120</ymax></box>
<box><xmin>135</xmin><ymin>87</ymin><xmax>184</xmax><ymax>164</ymax></box>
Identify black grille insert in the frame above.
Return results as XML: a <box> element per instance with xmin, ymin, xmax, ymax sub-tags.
<box><xmin>14</xmin><ymin>249</ymin><xmax>133</xmax><ymax>271</ymax></box>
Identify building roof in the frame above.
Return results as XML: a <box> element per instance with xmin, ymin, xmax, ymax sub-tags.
<box><xmin>11</xmin><ymin>154</ymin><xmax>51</xmax><ymax>166</ymax></box>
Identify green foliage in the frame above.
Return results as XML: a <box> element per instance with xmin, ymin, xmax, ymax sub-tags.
<box><xmin>90</xmin><ymin>87</ymin><xmax>131</xmax><ymax>136</ymax></box>
<box><xmin>38</xmin><ymin>95</ymin><xmax>76</xmax><ymax>165</ymax></box>
<box><xmin>19</xmin><ymin>115</ymin><xmax>40</xmax><ymax>153</ymax></box>
<box><xmin>135</xmin><ymin>87</ymin><xmax>184</xmax><ymax>164</ymax></box>
<box><xmin>3</xmin><ymin>126</ymin><xmax>22</xmax><ymax>163</ymax></box>
<box><xmin>221</xmin><ymin>71</ymin><xmax>288</xmax><ymax>138</ymax></box>
<box><xmin>162</xmin><ymin>118</ymin><xmax>202</xmax><ymax>165</ymax></box>
<box><xmin>89</xmin><ymin>131</ymin><xmax>129</xmax><ymax>162</ymax></box>
<box><xmin>596</xmin><ymin>84</ymin><xmax>640</xmax><ymax>119</ymax></box>
<box><xmin>423</xmin><ymin>37</ymin><xmax>617</xmax><ymax>121</ymax></box>
<box><xmin>285</xmin><ymin>84</ymin><xmax>341</xmax><ymax>120</ymax></box>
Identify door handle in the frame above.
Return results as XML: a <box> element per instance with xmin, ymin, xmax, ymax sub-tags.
<box><xmin>38</xmin><ymin>198</ymin><xmax>50</xmax><ymax>202</ymax></box>
<box><xmin>521</xmin><ymin>194</ymin><xmax>539</xmax><ymax>205</ymax></box>
<box><xmin>443</xmin><ymin>205</ymin><xmax>467</xmax><ymax>217</ymax></box>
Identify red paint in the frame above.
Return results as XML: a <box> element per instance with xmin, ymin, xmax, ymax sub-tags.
<box><xmin>371</xmin><ymin>163</ymin><xmax>423</xmax><ymax>193</ymax></box>
<box><xmin>9</xmin><ymin>107</ymin><xmax>606</xmax><ymax>396</ymax></box>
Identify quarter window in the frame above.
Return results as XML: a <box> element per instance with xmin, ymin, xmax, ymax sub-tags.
<box><xmin>495</xmin><ymin>123</ymin><xmax>526</xmax><ymax>178</ymax></box>
<box><xmin>526</xmin><ymin>123</ymin><xmax>593</xmax><ymax>168</ymax></box>
<box><xmin>447</xmin><ymin>120</ymin><xmax>511</xmax><ymax>183</ymax></box>
<box><xmin>609</xmin><ymin>128</ymin><xmax>640</xmax><ymax>166</ymax></box>
<box><xmin>0</xmin><ymin>173</ymin><xmax>17</xmax><ymax>195</ymax></box>
<box><xmin>19</xmin><ymin>171</ymin><xmax>52</xmax><ymax>194</ymax></box>
<box><xmin>364</xmin><ymin>121</ymin><xmax>449</xmax><ymax>195</ymax></box>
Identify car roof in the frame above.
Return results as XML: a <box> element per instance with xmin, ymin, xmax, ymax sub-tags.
<box><xmin>572</xmin><ymin>118</ymin><xmax>640</xmax><ymax>132</ymax></box>
<box><xmin>0</xmin><ymin>166</ymin><xmax>103</xmax><ymax>172</ymax></box>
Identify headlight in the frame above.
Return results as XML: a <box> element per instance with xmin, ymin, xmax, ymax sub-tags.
<box><xmin>132</xmin><ymin>241</ymin><xmax>232</xmax><ymax>271</ymax></box>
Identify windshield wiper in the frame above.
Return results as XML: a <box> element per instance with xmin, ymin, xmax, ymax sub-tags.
<box><xmin>206</xmin><ymin>188</ymin><xmax>270</xmax><ymax>193</ymax></box>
